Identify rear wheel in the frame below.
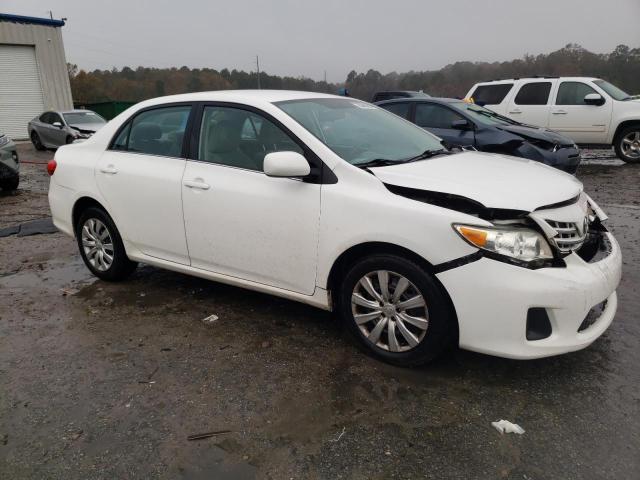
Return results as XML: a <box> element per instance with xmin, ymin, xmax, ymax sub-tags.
<box><xmin>31</xmin><ymin>131</ymin><xmax>45</xmax><ymax>151</ymax></box>
<box><xmin>614</xmin><ymin>126</ymin><xmax>640</xmax><ymax>163</ymax></box>
<box><xmin>75</xmin><ymin>206</ymin><xmax>137</xmax><ymax>281</ymax></box>
<box><xmin>337</xmin><ymin>254</ymin><xmax>455</xmax><ymax>366</ymax></box>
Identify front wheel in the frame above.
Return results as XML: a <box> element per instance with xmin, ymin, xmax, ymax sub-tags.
<box><xmin>75</xmin><ymin>207</ymin><xmax>137</xmax><ymax>281</ymax></box>
<box><xmin>337</xmin><ymin>254</ymin><xmax>455</xmax><ymax>366</ymax></box>
<box><xmin>614</xmin><ymin>127</ymin><xmax>640</xmax><ymax>163</ymax></box>
<box><xmin>31</xmin><ymin>131</ymin><xmax>45</xmax><ymax>151</ymax></box>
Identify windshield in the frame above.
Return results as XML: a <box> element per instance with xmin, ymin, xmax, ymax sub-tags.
<box><xmin>593</xmin><ymin>80</ymin><xmax>631</xmax><ymax>101</ymax></box>
<box><xmin>63</xmin><ymin>111</ymin><xmax>106</xmax><ymax>126</ymax></box>
<box><xmin>275</xmin><ymin>98</ymin><xmax>443</xmax><ymax>165</ymax></box>
<box><xmin>454</xmin><ymin>102</ymin><xmax>519</xmax><ymax>126</ymax></box>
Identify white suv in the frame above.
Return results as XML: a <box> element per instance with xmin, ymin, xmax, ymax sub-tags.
<box><xmin>466</xmin><ymin>77</ymin><xmax>640</xmax><ymax>162</ymax></box>
<box><xmin>48</xmin><ymin>91</ymin><xmax>621</xmax><ymax>366</ymax></box>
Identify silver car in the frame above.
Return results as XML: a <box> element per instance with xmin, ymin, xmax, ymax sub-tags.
<box><xmin>28</xmin><ymin>109</ymin><xmax>107</xmax><ymax>150</ymax></box>
<box><xmin>0</xmin><ymin>133</ymin><xmax>19</xmax><ymax>191</ymax></box>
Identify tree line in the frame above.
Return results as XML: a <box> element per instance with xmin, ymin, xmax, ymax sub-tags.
<box><xmin>69</xmin><ymin>44</ymin><xmax>639</xmax><ymax>104</ymax></box>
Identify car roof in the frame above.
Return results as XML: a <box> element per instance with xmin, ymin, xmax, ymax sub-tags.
<box><xmin>475</xmin><ymin>76</ymin><xmax>599</xmax><ymax>84</ymax></box>
<box><xmin>59</xmin><ymin>109</ymin><xmax>100</xmax><ymax>114</ymax></box>
<box><xmin>376</xmin><ymin>97</ymin><xmax>464</xmax><ymax>106</ymax></box>
<box><xmin>133</xmin><ymin>90</ymin><xmax>342</xmax><ymax>110</ymax></box>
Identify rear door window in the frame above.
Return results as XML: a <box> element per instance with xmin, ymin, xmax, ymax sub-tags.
<box><xmin>514</xmin><ymin>82</ymin><xmax>552</xmax><ymax>105</ymax></box>
<box><xmin>111</xmin><ymin>105</ymin><xmax>191</xmax><ymax>157</ymax></box>
<box><xmin>556</xmin><ymin>82</ymin><xmax>598</xmax><ymax>105</ymax></box>
<box><xmin>380</xmin><ymin>102</ymin><xmax>411</xmax><ymax>119</ymax></box>
<box><xmin>415</xmin><ymin>104</ymin><xmax>465</xmax><ymax>129</ymax></box>
<box><xmin>470</xmin><ymin>84</ymin><xmax>513</xmax><ymax>105</ymax></box>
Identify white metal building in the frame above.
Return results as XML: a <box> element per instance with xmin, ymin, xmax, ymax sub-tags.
<box><xmin>0</xmin><ymin>13</ymin><xmax>73</xmax><ymax>139</ymax></box>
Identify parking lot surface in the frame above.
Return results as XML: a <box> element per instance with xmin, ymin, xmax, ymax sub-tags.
<box><xmin>1</xmin><ymin>143</ymin><xmax>639</xmax><ymax>479</ymax></box>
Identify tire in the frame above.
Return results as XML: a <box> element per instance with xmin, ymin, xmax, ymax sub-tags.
<box><xmin>75</xmin><ymin>206</ymin><xmax>137</xmax><ymax>281</ymax></box>
<box><xmin>31</xmin><ymin>131</ymin><xmax>45</xmax><ymax>151</ymax></box>
<box><xmin>614</xmin><ymin>126</ymin><xmax>640</xmax><ymax>163</ymax></box>
<box><xmin>0</xmin><ymin>175</ymin><xmax>19</xmax><ymax>191</ymax></box>
<box><xmin>337</xmin><ymin>254</ymin><xmax>455</xmax><ymax>367</ymax></box>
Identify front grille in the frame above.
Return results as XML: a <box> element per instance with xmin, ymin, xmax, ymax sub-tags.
<box><xmin>546</xmin><ymin>219</ymin><xmax>588</xmax><ymax>253</ymax></box>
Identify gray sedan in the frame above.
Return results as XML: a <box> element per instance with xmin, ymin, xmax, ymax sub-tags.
<box><xmin>28</xmin><ymin>110</ymin><xmax>107</xmax><ymax>150</ymax></box>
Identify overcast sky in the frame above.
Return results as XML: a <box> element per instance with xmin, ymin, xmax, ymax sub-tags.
<box><xmin>4</xmin><ymin>0</ymin><xmax>639</xmax><ymax>82</ymax></box>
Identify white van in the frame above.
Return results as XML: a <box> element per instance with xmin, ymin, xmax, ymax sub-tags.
<box><xmin>466</xmin><ymin>77</ymin><xmax>640</xmax><ymax>162</ymax></box>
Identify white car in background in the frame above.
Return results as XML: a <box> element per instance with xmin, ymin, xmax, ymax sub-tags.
<box><xmin>466</xmin><ymin>77</ymin><xmax>640</xmax><ymax>162</ymax></box>
<box><xmin>48</xmin><ymin>91</ymin><xmax>621</xmax><ymax>366</ymax></box>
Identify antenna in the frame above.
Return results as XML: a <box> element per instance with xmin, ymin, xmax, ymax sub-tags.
<box><xmin>256</xmin><ymin>55</ymin><xmax>261</xmax><ymax>89</ymax></box>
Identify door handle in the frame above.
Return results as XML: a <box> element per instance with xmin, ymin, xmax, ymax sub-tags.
<box><xmin>552</xmin><ymin>110</ymin><xmax>568</xmax><ymax>115</ymax></box>
<box><xmin>100</xmin><ymin>165</ymin><xmax>118</xmax><ymax>174</ymax></box>
<box><xmin>508</xmin><ymin>109</ymin><xmax>522</xmax><ymax>114</ymax></box>
<box><xmin>183</xmin><ymin>180</ymin><xmax>210</xmax><ymax>190</ymax></box>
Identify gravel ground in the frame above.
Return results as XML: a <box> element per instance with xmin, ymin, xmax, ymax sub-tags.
<box><xmin>1</xmin><ymin>144</ymin><xmax>639</xmax><ymax>479</ymax></box>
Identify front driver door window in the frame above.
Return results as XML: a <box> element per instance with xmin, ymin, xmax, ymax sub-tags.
<box><xmin>181</xmin><ymin>105</ymin><xmax>320</xmax><ymax>295</ymax></box>
<box><xmin>549</xmin><ymin>81</ymin><xmax>612</xmax><ymax>143</ymax></box>
<box><xmin>414</xmin><ymin>103</ymin><xmax>474</xmax><ymax>148</ymax></box>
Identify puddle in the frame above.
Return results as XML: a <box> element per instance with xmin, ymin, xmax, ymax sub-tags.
<box><xmin>0</xmin><ymin>257</ymin><xmax>94</xmax><ymax>292</ymax></box>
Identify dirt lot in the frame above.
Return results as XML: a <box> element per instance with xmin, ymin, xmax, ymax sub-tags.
<box><xmin>1</xmin><ymin>143</ymin><xmax>639</xmax><ymax>479</ymax></box>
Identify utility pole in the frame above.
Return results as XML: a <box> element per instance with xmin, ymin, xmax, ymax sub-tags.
<box><xmin>324</xmin><ymin>70</ymin><xmax>327</xmax><ymax>83</ymax></box>
<box><xmin>256</xmin><ymin>55</ymin><xmax>261</xmax><ymax>89</ymax></box>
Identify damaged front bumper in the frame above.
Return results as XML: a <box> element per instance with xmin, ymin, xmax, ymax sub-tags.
<box><xmin>436</xmin><ymin>229</ymin><xmax>621</xmax><ymax>359</ymax></box>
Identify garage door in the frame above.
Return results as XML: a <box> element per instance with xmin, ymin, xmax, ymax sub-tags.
<box><xmin>0</xmin><ymin>45</ymin><xmax>46</xmax><ymax>140</ymax></box>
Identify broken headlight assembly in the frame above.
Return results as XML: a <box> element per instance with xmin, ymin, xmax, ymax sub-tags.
<box><xmin>453</xmin><ymin>224</ymin><xmax>554</xmax><ymax>267</ymax></box>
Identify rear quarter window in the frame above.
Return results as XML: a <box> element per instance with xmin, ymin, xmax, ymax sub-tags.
<box><xmin>514</xmin><ymin>82</ymin><xmax>552</xmax><ymax>105</ymax></box>
<box><xmin>470</xmin><ymin>84</ymin><xmax>513</xmax><ymax>105</ymax></box>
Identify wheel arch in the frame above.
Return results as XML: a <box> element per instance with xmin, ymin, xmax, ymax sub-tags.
<box><xmin>72</xmin><ymin>196</ymin><xmax>111</xmax><ymax>233</ymax></box>
<box><xmin>326</xmin><ymin>241</ymin><xmax>459</xmax><ymax>341</ymax></box>
<box><xmin>612</xmin><ymin>120</ymin><xmax>640</xmax><ymax>144</ymax></box>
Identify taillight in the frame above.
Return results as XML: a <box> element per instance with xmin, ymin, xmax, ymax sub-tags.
<box><xmin>47</xmin><ymin>159</ymin><xmax>57</xmax><ymax>176</ymax></box>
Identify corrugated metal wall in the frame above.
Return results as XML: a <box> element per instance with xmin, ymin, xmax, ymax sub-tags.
<box><xmin>0</xmin><ymin>20</ymin><xmax>73</xmax><ymax>138</ymax></box>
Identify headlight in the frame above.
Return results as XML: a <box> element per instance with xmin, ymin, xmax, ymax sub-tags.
<box><xmin>453</xmin><ymin>224</ymin><xmax>554</xmax><ymax>264</ymax></box>
<box><xmin>0</xmin><ymin>135</ymin><xmax>8</xmax><ymax>147</ymax></box>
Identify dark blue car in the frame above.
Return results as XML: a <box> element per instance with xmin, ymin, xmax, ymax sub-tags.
<box><xmin>376</xmin><ymin>97</ymin><xmax>581</xmax><ymax>173</ymax></box>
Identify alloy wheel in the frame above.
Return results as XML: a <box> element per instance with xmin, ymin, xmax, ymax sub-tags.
<box><xmin>351</xmin><ymin>270</ymin><xmax>429</xmax><ymax>352</ymax></box>
<box><xmin>621</xmin><ymin>131</ymin><xmax>640</xmax><ymax>159</ymax></box>
<box><xmin>81</xmin><ymin>218</ymin><xmax>114</xmax><ymax>272</ymax></box>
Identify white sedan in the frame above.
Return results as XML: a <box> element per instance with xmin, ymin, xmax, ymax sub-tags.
<box><xmin>48</xmin><ymin>90</ymin><xmax>622</xmax><ymax>366</ymax></box>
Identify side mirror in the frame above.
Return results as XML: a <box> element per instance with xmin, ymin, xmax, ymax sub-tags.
<box><xmin>52</xmin><ymin>121</ymin><xmax>63</xmax><ymax>128</ymax></box>
<box><xmin>451</xmin><ymin>119</ymin><xmax>472</xmax><ymax>130</ymax></box>
<box><xmin>584</xmin><ymin>93</ymin><xmax>605</xmax><ymax>106</ymax></box>
<box><xmin>263</xmin><ymin>151</ymin><xmax>310</xmax><ymax>178</ymax></box>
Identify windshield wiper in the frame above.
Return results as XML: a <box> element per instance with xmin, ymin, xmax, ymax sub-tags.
<box><xmin>353</xmin><ymin>158</ymin><xmax>402</xmax><ymax>168</ymax></box>
<box><xmin>354</xmin><ymin>149</ymin><xmax>449</xmax><ymax>169</ymax></box>
<box><xmin>402</xmin><ymin>148</ymin><xmax>450</xmax><ymax>162</ymax></box>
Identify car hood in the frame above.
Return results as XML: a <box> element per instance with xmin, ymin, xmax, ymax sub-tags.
<box><xmin>369</xmin><ymin>151</ymin><xmax>582</xmax><ymax>212</ymax></box>
<box><xmin>496</xmin><ymin>124</ymin><xmax>574</xmax><ymax>146</ymax></box>
<box><xmin>68</xmin><ymin>123</ymin><xmax>105</xmax><ymax>133</ymax></box>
